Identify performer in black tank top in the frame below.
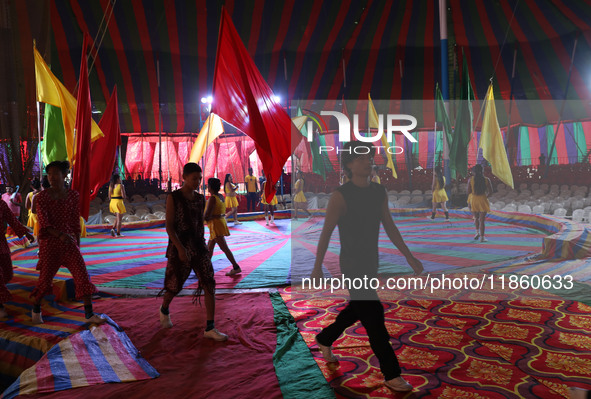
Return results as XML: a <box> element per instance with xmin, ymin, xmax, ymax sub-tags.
<box><xmin>310</xmin><ymin>141</ymin><xmax>424</xmax><ymax>393</ymax></box>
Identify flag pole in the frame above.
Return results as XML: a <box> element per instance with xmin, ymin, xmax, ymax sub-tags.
<box><xmin>157</xmin><ymin>59</ymin><xmax>163</xmax><ymax>189</ymax></box>
<box><xmin>36</xmin><ymin>101</ymin><xmax>43</xmax><ymax>181</ymax></box>
<box><xmin>545</xmin><ymin>32</ymin><xmax>579</xmax><ymax>177</ymax></box>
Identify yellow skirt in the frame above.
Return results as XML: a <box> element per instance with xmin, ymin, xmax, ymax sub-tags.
<box><xmin>225</xmin><ymin>196</ymin><xmax>238</xmax><ymax>209</ymax></box>
<box><xmin>294</xmin><ymin>192</ymin><xmax>306</xmax><ymax>203</ymax></box>
<box><xmin>471</xmin><ymin>194</ymin><xmax>490</xmax><ymax>213</ymax></box>
<box><xmin>110</xmin><ymin>199</ymin><xmax>126</xmax><ymax>214</ymax></box>
<box><xmin>208</xmin><ymin>218</ymin><xmax>230</xmax><ymax>240</ymax></box>
<box><xmin>27</xmin><ymin>212</ymin><xmax>39</xmax><ymax>236</ymax></box>
<box><xmin>261</xmin><ymin>195</ymin><xmax>277</xmax><ymax>206</ymax></box>
<box><xmin>80</xmin><ymin>216</ymin><xmax>87</xmax><ymax>238</ymax></box>
<box><xmin>432</xmin><ymin>189</ymin><xmax>448</xmax><ymax>203</ymax></box>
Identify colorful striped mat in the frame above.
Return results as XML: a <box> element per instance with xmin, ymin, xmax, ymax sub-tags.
<box><xmin>1</xmin><ymin>316</ymin><xmax>159</xmax><ymax>399</ymax></box>
<box><xmin>0</xmin><ymin>273</ymin><xmax>114</xmax><ymax>390</ymax></box>
<box><xmin>10</xmin><ymin>215</ymin><xmax>548</xmax><ymax>291</ymax></box>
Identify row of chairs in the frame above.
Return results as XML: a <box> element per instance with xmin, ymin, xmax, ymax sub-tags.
<box><xmin>91</xmin><ymin>193</ymin><xmax>168</xmax><ymax>205</ymax></box>
<box><xmin>498</xmin><ymin>183</ymin><xmax>589</xmax><ymax>195</ymax></box>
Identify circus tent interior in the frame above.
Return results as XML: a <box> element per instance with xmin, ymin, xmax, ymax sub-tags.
<box><xmin>2</xmin><ymin>0</ymin><xmax>591</xmax><ymax>398</ymax></box>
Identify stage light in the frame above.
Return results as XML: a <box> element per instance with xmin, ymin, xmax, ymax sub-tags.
<box><xmin>201</xmin><ymin>97</ymin><xmax>207</xmax><ymax>104</ymax></box>
<box><xmin>273</xmin><ymin>95</ymin><xmax>281</xmax><ymax>103</ymax></box>
<box><xmin>207</xmin><ymin>96</ymin><xmax>213</xmax><ymax>104</ymax></box>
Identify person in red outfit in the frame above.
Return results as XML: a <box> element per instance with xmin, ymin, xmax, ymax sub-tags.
<box><xmin>0</xmin><ymin>200</ymin><xmax>34</xmax><ymax>319</ymax></box>
<box><xmin>30</xmin><ymin>161</ymin><xmax>105</xmax><ymax>325</ymax></box>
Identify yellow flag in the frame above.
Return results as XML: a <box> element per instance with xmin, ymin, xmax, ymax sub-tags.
<box><xmin>189</xmin><ymin>113</ymin><xmax>225</xmax><ymax>163</ymax></box>
<box><xmin>368</xmin><ymin>94</ymin><xmax>397</xmax><ymax>178</ymax></box>
<box><xmin>291</xmin><ymin>115</ymin><xmax>308</xmax><ymax>131</ymax></box>
<box><xmin>34</xmin><ymin>47</ymin><xmax>103</xmax><ymax>162</ymax></box>
<box><xmin>480</xmin><ymin>84</ymin><xmax>514</xmax><ymax>188</ymax></box>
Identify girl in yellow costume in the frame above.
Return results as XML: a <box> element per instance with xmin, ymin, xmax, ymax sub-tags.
<box><xmin>26</xmin><ymin>178</ymin><xmax>41</xmax><ymax>236</ymax></box>
<box><xmin>223</xmin><ymin>174</ymin><xmax>241</xmax><ymax>225</ymax></box>
<box><xmin>430</xmin><ymin>166</ymin><xmax>449</xmax><ymax>220</ymax></box>
<box><xmin>467</xmin><ymin>164</ymin><xmax>493</xmax><ymax>242</ymax></box>
<box><xmin>261</xmin><ymin>180</ymin><xmax>278</xmax><ymax>225</ymax></box>
<box><xmin>204</xmin><ymin>178</ymin><xmax>241</xmax><ymax>276</ymax></box>
<box><xmin>293</xmin><ymin>171</ymin><xmax>311</xmax><ymax>220</ymax></box>
<box><xmin>108</xmin><ymin>174</ymin><xmax>127</xmax><ymax>237</ymax></box>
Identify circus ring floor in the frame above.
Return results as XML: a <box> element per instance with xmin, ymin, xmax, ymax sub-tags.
<box><xmin>2</xmin><ymin>209</ymin><xmax>591</xmax><ymax>398</ymax></box>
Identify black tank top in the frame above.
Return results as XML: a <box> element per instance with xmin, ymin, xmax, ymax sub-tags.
<box><xmin>336</xmin><ymin>181</ymin><xmax>386</xmax><ymax>279</ymax></box>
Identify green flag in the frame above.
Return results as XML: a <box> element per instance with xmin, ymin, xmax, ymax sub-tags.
<box><xmin>435</xmin><ymin>84</ymin><xmax>453</xmax><ymax>166</ymax></box>
<box><xmin>449</xmin><ymin>51</ymin><xmax>474</xmax><ymax>179</ymax></box>
<box><xmin>297</xmin><ymin>107</ymin><xmax>328</xmax><ymax>180</ymax></box>
<box><xmin>117</xmin><ymin>147</ymin><xmax>126</xmax><ymax>179</ymax></box>
<box><xmin>41</xmin><ymin>104</ymin><xmax>68</xmax><ymax>165</ymax></box>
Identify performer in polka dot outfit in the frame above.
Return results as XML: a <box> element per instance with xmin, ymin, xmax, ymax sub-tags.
<box><xmin>30</xmin><ymin>161</ymin><xmax>105</xmax><ymax>325</ymax></box>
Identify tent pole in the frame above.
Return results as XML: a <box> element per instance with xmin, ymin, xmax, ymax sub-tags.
<box><xmin>157</xmin><ymin>59</ymin><xmax>163</xmax><ymax>189</ymax></box>
<box><xmin>545</xmin><ymin>32</ymin><xmax>579</xmax><ymax>177</ymax></box>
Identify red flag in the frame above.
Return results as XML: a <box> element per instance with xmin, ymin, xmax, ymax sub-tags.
<box><xmin>212</xmin><ymin>8</ymin><xmax>297</xmax><ymax>202</ymax></box>
<box><xmin>71</xmin><ymin>34</ymin><xmax>92</xmax><ymax>220</ymax></box>
<box><xmin>89</xmin><ymin>86</ymin><xmax>121</xmax><ymax>201</ymax></box>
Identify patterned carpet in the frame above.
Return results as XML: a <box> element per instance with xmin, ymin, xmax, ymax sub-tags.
<box><xmin>281</xmin><ymin>274</ymin><xmax>591</xmax><ymax>398</ymax></box>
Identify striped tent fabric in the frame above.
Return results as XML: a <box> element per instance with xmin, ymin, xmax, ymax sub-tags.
<box><xmin>38</xmin><ymin>0</ymin><xmax>591</xmax><ymax>134</ymax></box>
<box><xmin>1</xmin><ymin>316</ymin><xmax>159</xmax><ymax>399</ymax></box>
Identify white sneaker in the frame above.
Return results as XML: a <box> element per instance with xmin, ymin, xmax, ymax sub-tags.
<box><xmin>0</xmin><ymin>308</ymin><xmax>8</xmax><ymax>319</ymax></box>
<box><xmin>31</xmin><ymin>310</ymin><xmax>43</xmax><ymax>324</ymax></box>
<box><xmin>159</xmin><ymin>308</ymin><xmax>173</xmax><ymax>328</ymax></box>
<box><xmin>234</xmin><ymin>221</ymin><xmax>242</xmax><ymax>225</ymax></box>
<box><xmin>86</xmin><ymin>314</ymin><xmax>107</xmax><ymax>324</ymax></box>
<box><xmin>315</xmin><ymin>336</ymin><xmax>338</xmax><ymax>362</ymax></box>
<box><xmin>204</xmin><ymin>328</ymin><xmax>228</xmax><ymax>341</ymax></box>
<box><xmin>385</xmin><ymin>376</ymin><xmax>413</xmax><ymax>392</ymax></box>
<box><xmin>225</xmin><ymin>267</ymin><xmax>242</xmax><ymax>276</ymax></box>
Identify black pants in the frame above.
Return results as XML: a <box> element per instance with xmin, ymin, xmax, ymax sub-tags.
<box><xmin>246</xmin><ymin>192</ymin><xmax>258</xmax><ymax>212</ymax></box>
<box><xmin>316</xmin><ymin>300</ymin><xmax>401</xmax><ymax>380</ymax></box>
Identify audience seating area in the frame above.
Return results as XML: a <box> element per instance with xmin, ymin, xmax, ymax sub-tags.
<box><xmin>488</xmin><ymin>183</ymin><xmax>591</xmax><ymax>221</ymax></box>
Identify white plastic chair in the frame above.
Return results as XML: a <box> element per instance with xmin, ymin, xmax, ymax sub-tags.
<box><xmin>553</xmin><ymin>208</ymin><xmax>567</xmax><ymax>217</ymax></box>
<box><xmin>519</xmin><ymin>183</ymin><xmax>528</xmax><ymax>191</ymax></box>
<box><xmin>411</xmin><ymin>190</ymin><xmax>423</xmax><ymax>196</ymax></box>
<box><xmin>397</xmin><ymin>196</ymin><xmax>411</xmax><ymax>206</ymax></box>
<box><xmin>502</xmin><ymin>204</ymin><xmax>517</xmax><ymax>212</ymax></box>
<box><xmin>497</xmin><ymin>183</ymin><xmax>506</xmax><ymax>192</ymax></box>
<box><xmin>531</xmin><ymin>183</ymin><xmax>540</xmax><ymax>191</ymax></box>
<box><xmin>131</xmin><ymin>194</ymin><xmax>144</xmax><ymax>203</ymax></box>
<box><xmin>159</xmin><ymin>193</ymin><xmax>168</xmax><ymax>200</ymax></box>
<box><xmin>572</xmin><ymin>209</ymin><xmax>585</xmax><ymax>223</ymax></box>
<box><xmin>317</xmin><ymin>197</ymin><xmax>329</xmax><ymax>209</ymax></box>
<box><xmin>560</xmin><ymin>184</ymin><xmax>570</xmax><ymax>192</ymax></box>
<box><xmin>532</xmin><ymin>205</ymin><xmax>544</xmax><ymax>214</ymax></box>
<box><xmin>410</xmin><ymin>196</ymin><xmax>424</xmax><ymax>204</ymax></box>
<box><xmin>540</xmin><ymin>184</ymin><xmax>549</xmax><ymax>192</ymax></box>
<box><xmin>399</xmin><ymin>190</ymin><xmax>411</xmax><ymax>195</ymax></box>
<box><xmin>103</xmin><ymin>215</ymin><xmax>115</xmax><ymax>224</ymax></box>
<box><xmin>517</xmin><ymin>205</ymin><xmax>532</xmax><ymax>214</ymax></box>
<box><xmin>145</xmin><ymin>194</ymin><xmax>159</xmax><ymax>202</ymax></box>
